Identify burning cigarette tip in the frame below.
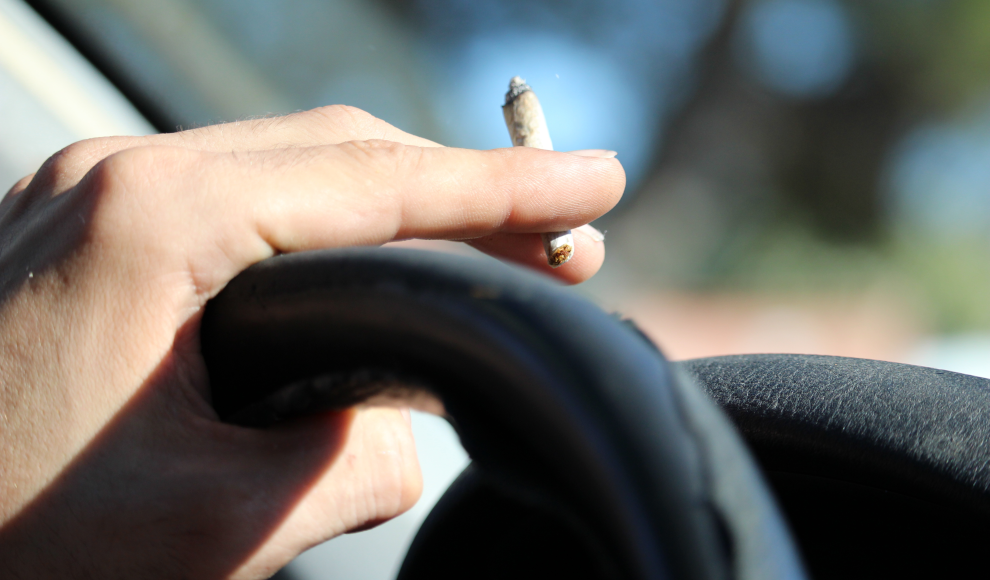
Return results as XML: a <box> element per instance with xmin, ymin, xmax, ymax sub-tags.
<box><xmin>541</xmin><ymin>230</ymin><xmax>575</xmax><ymax>268</ymax></box>
<box><xmin>549</xmin><ymin>245</ymin><xmax>573</xmax><ymax>268</ymax></box>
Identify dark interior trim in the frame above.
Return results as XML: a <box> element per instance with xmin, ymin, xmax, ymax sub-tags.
<box><xmin>22</xmin><ymin>0</ymin><xmax>177</xmax><ymax>133</ymax></box>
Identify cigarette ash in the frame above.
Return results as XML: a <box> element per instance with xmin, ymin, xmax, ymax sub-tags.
<box><xmin>504</xmin><ymin>76</ymin><xmax>533</xmax><ymax>105</ymax></box>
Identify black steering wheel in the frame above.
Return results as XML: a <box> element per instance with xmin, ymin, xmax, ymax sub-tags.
<box><xmin>680</xmin><ymin>354</ymin><xmax>990</xmax><ymax>578</ymax></box>
<box><xmin>200</xmin><ymin>248</ymin><xmax>805</xmax><ymax>580</ymax></box>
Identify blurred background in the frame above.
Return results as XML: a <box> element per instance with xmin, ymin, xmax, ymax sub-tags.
<box><xmin>2</xmin><ymin>0</ymin><xmax>989</xmax><ymax>577</ymax></box>
<box><xmin>6</xmin><ymin>0</ymin><xmax>990</xmax><ymax>376</ymax></box>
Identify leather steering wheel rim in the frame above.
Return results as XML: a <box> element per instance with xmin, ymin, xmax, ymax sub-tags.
<box><xmin>679</xmin><ymin>354</ymin><xmax>990</xmax><ymax>514</ymax></box>
<box><xmin>678</xmin><ymin>354</ymin><xmax>990</xmax><ymax>577</ymax></box>
<box><xmin>199</xmin><ymin>248</ymin><xmax>805</xmax><ymax>580</ymax></box>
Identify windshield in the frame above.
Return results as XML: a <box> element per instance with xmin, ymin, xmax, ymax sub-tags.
<box><xmin>23</xmin><ymin>0</ymin><xmax>990</xmax><ymax>372</ymax></box>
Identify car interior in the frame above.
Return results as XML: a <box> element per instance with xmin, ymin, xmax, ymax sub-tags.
<box><xmin>4</xmin><ymin>0</ymin><xmax>990</xmax><ymax>578</ymax></box>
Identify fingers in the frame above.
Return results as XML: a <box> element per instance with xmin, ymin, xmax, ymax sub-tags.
<box><xmin>23</xmin><ymin>106</ymin><xmax>438</xmax><ymax>199</ymax></box>
<box><xmin>85</xmin><ymin>143</ymin><xmax>624</xmax><ymax>299</ymax></box>
<box><xmin>144</xmin><ymin>105</ymin><xmax>441</xmax><ymax>153</ymax></box>
<box><xmin>205</xmin><ymin>143</ymin><xmax>623</xmax><ymax>288</ymax></box>
<box><xmin>4</xmin><ymin>173</ymin><xmax>34</xmax><ymax>198</ymax></box>
<box><xmin>468</xmin><ymin>224</ymin><xmax>607</xmax><ymax>284</ymax></box>
<box><xmin>227</xmin><ymin>407</ymin><xmax>421</xmax><ymax>579</ymax></box>
<box><xmin>149</xmin><ymin>105</ymin><xmax>444</xmax><ymax>153</ymax></box>
<box><xmin>248</xmin><ymin>143</ymin><xmax>623</xmax><ymax>241</ymax></box>
<box><xmin>163</xmin><ymin>106</ymin><xmax>443</xmax><ymax>151</ymax></box>
<box><xmin>0</xmin><ymin>173</ymin><xmax>36</xmax><ymax>219</ymax></box>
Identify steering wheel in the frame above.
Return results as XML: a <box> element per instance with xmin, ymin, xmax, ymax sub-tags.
<box><xmin>199</xmin><ymin>248</ymin><xmax>805</xmax><ymax>580</ymax></box>
<box><xmin>680</xmin><ymin>354</ymin><xmax>990</xmax><ymax>578</ymax></box>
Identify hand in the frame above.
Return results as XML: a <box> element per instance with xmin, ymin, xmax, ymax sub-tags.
<box><xmin>0</xmin><ymin>106</ymin><xmax>624</xmax><ymax>579</ymax></box>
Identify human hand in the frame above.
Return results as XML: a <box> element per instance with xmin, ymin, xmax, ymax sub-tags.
<box><xmin>0</xmin><ymin>106</ymin><xmax>624</xmax><ymax>579</ymax></box>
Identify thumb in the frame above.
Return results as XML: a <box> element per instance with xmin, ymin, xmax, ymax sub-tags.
<box><xmin>223</xmin><ymin>407</ymin><xmax>422</xmax><ymax>579</ymax></box>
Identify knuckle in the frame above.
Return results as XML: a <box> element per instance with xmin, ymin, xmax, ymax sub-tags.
<box><xmin>337</xmin><ymin>139</ymin><xmax>421</xmax><ymax>177</ymax></box>
<box><xmin>308</xmin><ymin>105</ymin><xmax>387</xmax><ymax>138</ymax></box>
<box><xmin>4</xmin><ymin>137</ymin><xmax>142</xmax><ymax>223</ymax></box>
<box><xmin>332</xmin><ymin>140</ymin><xmax>423</xmax><ymax>235</ymax></box>
<box><xmin>5</xmin><ymin>173</ymin><xmax>35</xmax><ymax>198</ymax></box>
<box><xmin>89</xmin><ymin>146</ymin><xmax>163</xmax><ymax>189</ymax></box>
<box><xmin>36</xmin><ymin>137</ymin><xmax>134</xmax><ymax>182</ymax></box>
<box><xmin>82</xmin><ymin>146</ymin><xmax>198</xmax><ymax>237</ymax></box>
<box><xmin>314</xmin><ymin>104</ymin><xmax>376</xmax><ymax>125</ymax></box>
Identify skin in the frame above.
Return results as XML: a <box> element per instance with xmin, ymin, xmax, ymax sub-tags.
<box><xmin>0</xmin><ymin>105</ymin><xmax>624</xmax><ymax>579</ymax></box>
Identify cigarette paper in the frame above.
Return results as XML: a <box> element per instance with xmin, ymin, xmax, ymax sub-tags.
<box><xmin>502</xmin><ymin>76</ymin><xmax>575</xmax><ymax>268</ymax></box>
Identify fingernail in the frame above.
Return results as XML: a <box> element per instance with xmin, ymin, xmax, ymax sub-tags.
<box><xmin>576</xmin><ymin>223</ymin><xmax>606</xmax><ymax>242</ymax></box>
<box><xmin>569</xmin><ymin>149</ymin><xmax>618</xmax><ymax>159</ymax></box>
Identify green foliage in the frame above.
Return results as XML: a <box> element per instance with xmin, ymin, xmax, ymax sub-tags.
<box><xmin>863</xmin><ymin>0</ymin><xmax>990</xmax><ymax>112</ymax></box>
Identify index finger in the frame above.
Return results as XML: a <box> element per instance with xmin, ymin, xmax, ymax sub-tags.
<box><xmin>82</xmin><ymin>142</ymin><xmax>624</xmax><ymax>301</ymax></box>
<box><xmin>25</xmin><ymin>106</ymin><xmax>441</xmax><ymax>198</ymax></box>
<box><xmin>155</xmin><ymin>105</ymin><xmax>443</xmax><ymax>152</ymax></box>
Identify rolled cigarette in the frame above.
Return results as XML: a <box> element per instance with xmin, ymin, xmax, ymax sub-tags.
<box><xmin>502</xmin><ymin>76</ymin><xmax>575</xmax><ymax>268</ymax></box>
